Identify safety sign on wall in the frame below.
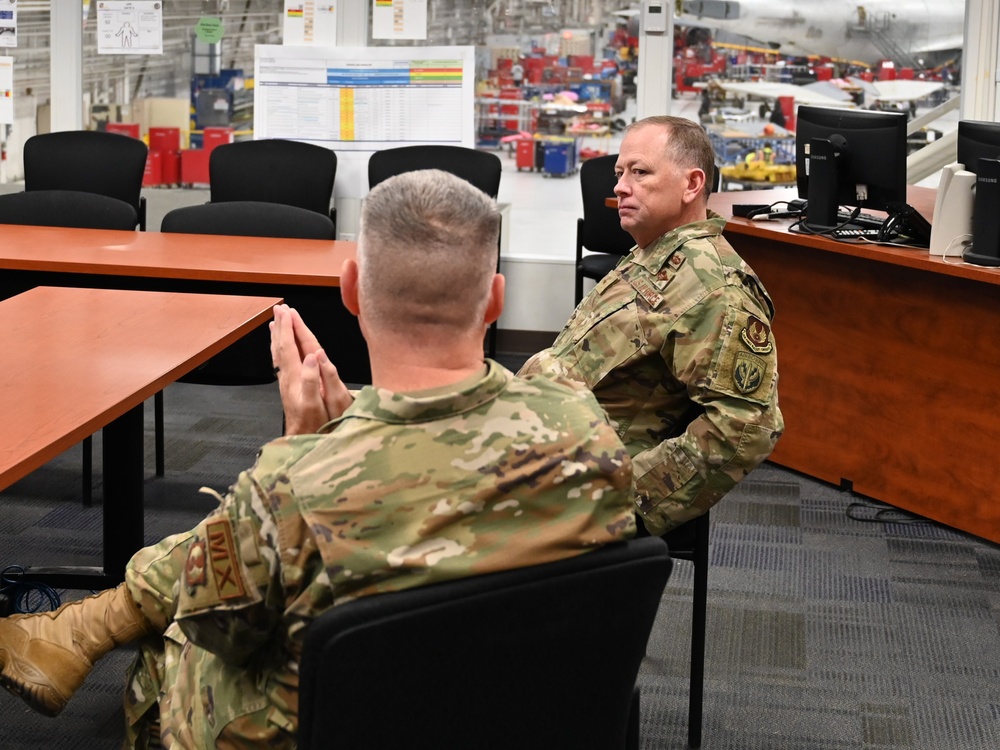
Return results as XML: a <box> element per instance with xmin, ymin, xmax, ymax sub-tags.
<box><xmin>97</xmin><ymin>1</ymin><xmax>163</xmax><ymax>55</ymax></box>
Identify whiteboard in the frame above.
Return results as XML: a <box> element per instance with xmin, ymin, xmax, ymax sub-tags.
<box><xmin>253</xmin><ymin>44</ymin><xmax>476</xmax><ymax>152</ymax></box>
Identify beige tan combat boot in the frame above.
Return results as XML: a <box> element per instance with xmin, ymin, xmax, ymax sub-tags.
<box><xmin>0</xmin><ymin>583</ymin><xmax>153</xmax><ymax>717</ymax></box>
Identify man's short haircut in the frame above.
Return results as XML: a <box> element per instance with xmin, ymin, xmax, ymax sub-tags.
<box><xmin>626</xmin><ymin>116</ymin><xmax>717</xmax><ymax>199</ymax></box>
<box><xmin>358</xmin><ymin>169</ymin><xmax>500</xmax><ymax>332</ymax></box>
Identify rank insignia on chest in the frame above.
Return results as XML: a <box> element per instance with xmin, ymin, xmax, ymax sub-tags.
<box><xmin>740</xmin><ymin>315</ymin><xmax>773</xmax><ymax>354</ymax></box>
<box><xmin>733</xmin><ymin>351</ymin><xmax>766</xmax><ymax>394</ymax></box>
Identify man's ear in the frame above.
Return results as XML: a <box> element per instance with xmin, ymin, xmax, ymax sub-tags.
<box><xmin>483</xmin><ymin>273</ymin><xmax>505</xmax><ymax>325</ymax></box>
<box><xmin>341</xmin><ymin>258</ymin><xmax>360</xmax><ymax>318</ymax></box>
<box><xmin>683</xmin><ymin>167</ymin><xmax>707</xmax><ymax>205</ymax></box>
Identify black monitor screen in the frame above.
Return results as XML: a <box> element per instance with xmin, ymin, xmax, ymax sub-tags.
<box><xmin>957</xmin><ymin>120</ymin><xmax>1000</xmax><ymax>174</ymax></box>
<box><xmin>795</xmin><ymin>105</ymin><xmax>908</xmax><ymax>229</ymax></box>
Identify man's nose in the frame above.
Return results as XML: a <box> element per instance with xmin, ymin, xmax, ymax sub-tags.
<box><xmin>614</xmin><ymin>175</ymin><xmax>628</xmax><ymax>195</ymax></box>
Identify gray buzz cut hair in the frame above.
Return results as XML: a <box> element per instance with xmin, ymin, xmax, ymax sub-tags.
<box><xmin>357</xmin><ymin>169</ymin><xmax>500</xmax><ymax>331</ymax></box>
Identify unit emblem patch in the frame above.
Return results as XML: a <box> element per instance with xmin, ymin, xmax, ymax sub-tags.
<box><xmin>740</xmin><ymin>315</ymin><xmax>773</xmax><ymax>354</ymax></box>
<box><xmin>185</xmin><ymin>540</ymin><xmax>207</xmax><ymax>588</ymax></box>
<box><xmin>733</xmin><ymin>351</ymin><xmax>765</xmax><ymax>394</ymax></box>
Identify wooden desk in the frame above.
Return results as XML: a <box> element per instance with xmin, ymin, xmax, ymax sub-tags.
<box><xmin>0</xmin><ymin>225</ymin><xmax>369</xmax><ymax>382</ymax></box>
<box><xmin>0</xmin><ymin>286</ymin><xmax>281</xmax><ymax>588</ymax></box>
<box><xmin>709</xmin><ymin>186</ymin><xmax>1000</xmax><ymax>542</ymax></box>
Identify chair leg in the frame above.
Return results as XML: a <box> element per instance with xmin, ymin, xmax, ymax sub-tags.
<box><xmin>154</xmin><ymin>391</ymin><xmax>165</xmax><ymax>477</ymax></box>
<box><xmin>687</xmin><ymin>512</ymin><xmax>711</xmax><ymax>749</ymax></box>
<box><xmin>627</xmin><ymin>685</ymin><xmax>640</xmax><ymax>750</ymax></box>
<box><xmin>82</xmin><ymin>436</ymin><xmax>93</xmax><ymax>507</ymax></box>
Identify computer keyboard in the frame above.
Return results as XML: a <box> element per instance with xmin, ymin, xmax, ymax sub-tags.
<box><xmin>837</xmin><ymin>211</ymin><xmax>887</xmax><ymax>230</ymax></box>
<box><xmin>831</xmin><ymin>227</ymin><xmax>884</xmax><ymax>240</ymax></box>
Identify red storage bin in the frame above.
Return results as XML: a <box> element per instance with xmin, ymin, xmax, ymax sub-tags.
<box><xmin>106</xmin><ymin>122</ymin><xmax>140</xmax><ymax>139</ymax></box>
<box><xmin>143</xmin><ymin>151</ymin><xmax>162</xmax><ymax>186</ymax></box>
<box><xmin>516</xmin><ymin>138</ymin><xmax>535</xmax><ymax>171</ymax></box>
<box><xmin>203</xmin><ymin>127</ymin><xmax>234</xmax><ymax>153</ymax></box>
<box><xmin>181</xmin><ymin>149</ymin><xmax>210</xmax><ymax>186</ymax></box>
<box><xmin>160</xmin><ymin>150</ymin><xmax>181</xmax><ymax>186</ymax></box>
<box><xmin>149</xmin><ymin>126</ymin><xmax>181</xmax><ymax>153</ymax></box>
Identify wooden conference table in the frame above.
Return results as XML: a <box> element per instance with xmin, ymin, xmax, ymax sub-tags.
<box><xmin>0</xmin><ymin>286</ymin><xmax>280</xmax><ymax>589</ymax></box>
<box><xmin>707</xmin><ymin>186</ymin><xmax>1000</xmax><ymax>543</ymax></box>
<box><xmin>0</xmin><ymin>224</ymin><xmax>369</xmax><ymax>383</ymax></box>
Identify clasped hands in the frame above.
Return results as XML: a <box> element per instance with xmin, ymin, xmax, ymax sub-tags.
<box><xmin>270</xmin><ymin>304</ymin><xmax>354</xmax><ymax>435</ymax></box>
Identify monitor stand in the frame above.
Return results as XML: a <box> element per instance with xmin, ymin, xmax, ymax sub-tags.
<box><xmin>802</xmin><ymin>137</ymin><xmax>844</xmax><ymax>232</ymax></box>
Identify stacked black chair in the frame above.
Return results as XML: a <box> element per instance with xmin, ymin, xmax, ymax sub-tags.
<box><xmin>23</xmin><ymin>130</ymin><xmax>148</xmax><ymax>230</ymax></box>
<box><xmin>209</xmin><ymin>139</ymin><xmax>338</xmax><ymax>231</ymax></box>
<box><xmin>575</xmin><ymin>154</ymin><xmax>636</xmax><ymax>305</ymax></box>
<box><xmin>299</xmin><ymin>537</ymin><xmax>672</xmax><ymax>750</ymax></box>
<box><xmin>0</xmin><ymin>189</ymin><xmax>139</xmax><ymax>506</ymax></box>
<box><xmin>367</xmin><ymin>145</ymin><xmax>503</xmax><ymax>359</ymax></box>
<box><xmin>153</xmin><ymin>201</ymin><xmax>335</xmax><ymax>476</ymax></box>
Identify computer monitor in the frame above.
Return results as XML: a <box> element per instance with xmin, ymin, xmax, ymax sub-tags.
<box><xmin>957</xmin><ymin>120</ymin><xmax>1000</xmax><ymax>174</ymax></box>
<box><xmin>956</xmin><ymin>120</ymin><xmax>1000</xmax><ymax>266</ymax></box>
<box><xmin>795</xmin><ymin>105</ymin><xmax>908</xmax><ymax>230</ymax></box>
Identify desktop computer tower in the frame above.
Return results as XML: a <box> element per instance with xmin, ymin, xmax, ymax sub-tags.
<box><xmin>965</xmin><ymin>157</ymin><xmax>1000</xmax><ymax>267</ymax></box>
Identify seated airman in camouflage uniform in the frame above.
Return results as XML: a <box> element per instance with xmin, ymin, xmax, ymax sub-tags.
<box><xmin>521</xmin><ymin>116</ymin><xmax>784</xmax><ymax>535</ymax></box>
<box><xmin>0</xmin><ymin>170</ymin><xmax>636</xmax><ymax>747</ymax></box>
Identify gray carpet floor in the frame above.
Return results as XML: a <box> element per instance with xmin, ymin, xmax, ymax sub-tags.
<box><xmin>1</xmin><ymin>376</ymin><xmax>999</xmax><ymax>749</ymax></box>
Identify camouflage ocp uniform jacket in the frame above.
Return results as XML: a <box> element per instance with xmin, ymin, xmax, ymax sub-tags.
<box><xmin>125</xmin><ymin>360</ymin><xmax>635</xmax><ymax>748</ymax></box>
<box><xmin>520</xmin><ymin>212</ymin><xmax>783</xmax><ymax>535</ymax></box>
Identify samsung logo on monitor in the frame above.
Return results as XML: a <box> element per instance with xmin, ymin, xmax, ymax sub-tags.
<box><xmin>811</xmin><ymin>155</ymin><xmax>828</xmax><ymax>161</ymax></box>
<box><xmin>979</xmin><ymin>176</ymin><xmax>999</xmax><ymax>184</ymax></box>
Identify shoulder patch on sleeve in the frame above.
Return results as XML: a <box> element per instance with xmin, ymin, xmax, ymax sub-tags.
<box><xmin>710</xmin><ymin>307</ymin><xmax>777</xmax><ymax>406</ymax></box>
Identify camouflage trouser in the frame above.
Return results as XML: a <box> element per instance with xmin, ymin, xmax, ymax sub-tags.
<box><xmin>122</xmin><ymin>533</ymin><xmax>295</xmax><ymax>748</ymax></box>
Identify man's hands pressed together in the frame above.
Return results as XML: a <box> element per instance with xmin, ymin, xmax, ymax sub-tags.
<box><xmin>270</xmin><ymin>304</ymin><xmax>354</xmax><ymax>435</ymax></box>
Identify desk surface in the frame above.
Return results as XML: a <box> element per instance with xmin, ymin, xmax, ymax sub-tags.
<box><xmin>0</xmin><ymin>224</ymin><xmax>355</xmax><ymax>287</ymax></box>
<box><xmin>709</xmin><ymin>186</ymin><xmax>1000</xmax><ymax>287</ymax></box>
<box><xmin>0</xmin><ymin>286</ymin><xmax>280</xmax><ymax>489</ymax></box>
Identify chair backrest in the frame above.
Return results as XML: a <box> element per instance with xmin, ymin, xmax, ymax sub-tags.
<box><xmin>159</xmin><ymin>201</ymin><xmax>335</xmax><ymax>239</ymax></box>
<box><xmin>368</xmin><ymin>145</ymin><xmax>502</xmax><ymax>198</ymax></box>
<box><xmin>298</xmin><ymin>536</ymin><xmax>672</xmax><ymax>750</ymax></box>
<box><xmin>0</xmin><ymin>189</ymin><xmax>138</xmax><ymax>230</ymax></box>
<box><xmin>209</xmin><ymin>139</ymin><xmax>337</xmax><ymax>216</ymax></box>
<box><xmin>578</xmin><ymin>154</ymin><xmax>636</xmax><ymax>257</ymax></box>
<box><xmin>23</xmin><ymin>131</ymin><xmax>147</xmax><ymax>225</ymax></box>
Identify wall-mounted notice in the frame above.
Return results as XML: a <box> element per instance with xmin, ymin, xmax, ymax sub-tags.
<box><xmin>254</xmin><ymin>44</ymin><xmax>474</xmax><ymax>151</ymax></box>
<box><xmin>372</xmin><ymin>0</ymin><xmax>427</xmax><ymax>41</ymax></box>
<box><xmin>0</xmin><ymin>0</ymin><xmax>17</xmax><ymax>48</ymax></box>
<box><xmin>97</xmin><ymin>1</ymin><xmax>163</xmax><ymax>55</ymax></box>
<box><xmin>0</xmin><ymin>56</ymin><xmax>12</xmax><ymax>124</ymax></box>
<box><xmin>283</xmin><ymin>1</ymin><xmax>337</xmax><ymax>46</ymax></box>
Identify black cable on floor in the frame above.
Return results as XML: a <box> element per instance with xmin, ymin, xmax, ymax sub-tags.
<box><xmin>845</xmin><ymin>500</ymin><xmax>932</xmax><ymax>525</ymax></box>
<box><xmin>1</xmin><ymin>565</ymin><xmax>62</xmax><ymax>614</ymax></box>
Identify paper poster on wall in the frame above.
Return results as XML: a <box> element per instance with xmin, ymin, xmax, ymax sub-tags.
<box><xmin>96</xmin><ymin>1</ymin><xmax>163</xmax><ymax>55</ymax></box>
<box><xmin>0</xmin><ymin>0</ymin><xmax>17</xmax><ymax>48</ymax></box>
<box><xmin>372</xmin><ymin>0</ymin><xmax>427</xmax><ymax>41</ymax></box>
<box><xmin>283</xmin><ymin>1</ymin><xmax>337</xmax><ymax>46</ymax></box>
<box><xmin>0</xmin><ymin>56</ymin><xmax>12</xmax><ymax>124</ymax></box>
<box><xmin>254</xmin><ymin>44</ymin><xmax>474</xmax><ymax>151</ymax></box>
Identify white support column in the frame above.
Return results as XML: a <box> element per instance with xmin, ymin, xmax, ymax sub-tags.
<box><xmin>336</xmin><ymin>1</ymin><xmax>369</xmax><ymax>47</ymax></box>
<box><xmin>961</xmin><ymin>0</ymin><xmax>1000</xmax><ymax>121</ymax></box>
<box><xmin>50</xmin><ymin>0</ymin><xmax>84</xmax><ymax>132</ymax></box>
<box><xmin>636</xmin><ymin>0</ymin><xmax>674</xmax><ymax>119</ymax></box>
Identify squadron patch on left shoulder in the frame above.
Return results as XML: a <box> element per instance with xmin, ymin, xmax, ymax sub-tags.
<box><xmin>710</xmin><ymin>306</ymin><xmax>777</xmax><ymax>405</ymax></box>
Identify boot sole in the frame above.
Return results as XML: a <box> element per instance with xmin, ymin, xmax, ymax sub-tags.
<box><xmin>0</xmin><ymin>659</ymin><xmax>65</xmax><ymax>717</ymax></box>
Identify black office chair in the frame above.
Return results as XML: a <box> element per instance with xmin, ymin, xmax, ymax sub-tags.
<box><xmin>209</xmin><ymin>139</ymin><xmax>338</xmax><ymax>231</ymax></box>
<box><xmin>0</xmin><ymin>189</ymin><xmax>137</xmax><ymax>230</ymax></box>
<box><xmin>23</xmin><ymin>130</ymin><xmax>148</xmax><ymax>230</ymax></box>
<box><xmin>638</xmin><ymin>511</ymin><xmax>711</xmax><ymax>749</ymax></box>
<box><xmin>0</xmin><ymin>189</ymin><xmax>138</xmax><ymax>507</ymax></box>
<box><xmin>299</xmin><ymin>536</ymin><xmax>672</xmax><ymax>750</ymax></box>
<box><xmin>368</xmin><ymin>145</ymin><xmax>503</xmax><ymax>358</ymax></box>
<box><xmin>154</xmin><ymin>201</ymin><xmax>335</xmax><ymax>476</ymax></box>
<box><xmin>576</xmin><ymin>154</ymin><xmax>636</xmax><ymax>305</ymax></box>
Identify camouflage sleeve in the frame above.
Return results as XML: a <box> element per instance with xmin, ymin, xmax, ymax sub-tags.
<box><xmin>173</xmin><ymin>442</ymin><xmax>301</xmax><ymax>665</ymax></box>
<box><xmin>634</xmin><ymin>287</ymin><xmax>783</xmax><ymax>534</ymax></box>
